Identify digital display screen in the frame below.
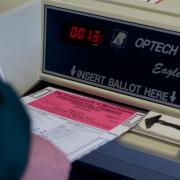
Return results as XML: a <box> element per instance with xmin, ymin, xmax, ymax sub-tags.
<box><xmin>61</xmin><ymin>23</ymin><xmax>103</xmax><ymax>47</ymax></box>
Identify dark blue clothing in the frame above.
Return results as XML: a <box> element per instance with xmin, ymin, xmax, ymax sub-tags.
<box><xmin>0</xmin><ymin>83</ymin><xmax>30</xmax><ymax>179</ymax></box>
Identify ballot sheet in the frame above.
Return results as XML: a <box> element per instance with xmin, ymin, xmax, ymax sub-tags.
<box><xmin>22</xmin><ymin>87</ymin><xmax>145</xmax><ymax>162</ymax></box>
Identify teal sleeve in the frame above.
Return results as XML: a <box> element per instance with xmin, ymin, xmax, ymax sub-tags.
<box><xmin>0</xmin><ymin>83</ymin><xmax>31</xmax><ymax>180</ymax></box>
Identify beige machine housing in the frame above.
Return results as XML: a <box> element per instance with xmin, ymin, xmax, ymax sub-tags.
<box><xmin>40</xmin><ymin>0</ymin><xmax>180</xmax><ymax>161</ymax></box>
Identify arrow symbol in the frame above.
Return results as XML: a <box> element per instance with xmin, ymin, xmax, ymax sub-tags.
<box><xmin>145</xmin><ymin>114</ymin><xmax>180</xmax><ymax>130</ymax></box>
<box><xmin>71</xmin><ymin>66</ymin><xmax>76</xmax><ymax>76</ymax></box>
<box><xmin>170</xmin><ymin>91</ymin><xmax>176</xmax><ymax>103</ymax></box>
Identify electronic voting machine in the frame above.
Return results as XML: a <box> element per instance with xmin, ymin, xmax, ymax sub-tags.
<box><xmin>27</xmin><ymin>0</ymin><xmax>180</xmax><ymax>179</ymax></box>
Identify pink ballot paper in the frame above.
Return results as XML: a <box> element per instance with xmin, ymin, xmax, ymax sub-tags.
<box><xmin>23</xmin><ymin>87</ymin><xmax>145</xmax><ymax>161</ymax></box>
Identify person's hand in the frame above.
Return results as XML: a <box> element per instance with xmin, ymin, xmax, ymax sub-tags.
<box><xmin>21</xmin><ymin>134</ymin><xmax>71</xmax><ymax>180</ymax></box>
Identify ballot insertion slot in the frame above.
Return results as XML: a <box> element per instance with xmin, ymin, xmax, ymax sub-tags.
<box><xmin>117</xmin><ymin>110</ymin><xmax>180</xmax><ymax>162</ymax></box>
<box><xmin>118</xmin><ymin>131</ymin><xmax>180</xmax><ymax>162</ymax></box>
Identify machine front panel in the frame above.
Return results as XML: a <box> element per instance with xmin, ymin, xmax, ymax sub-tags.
<box><xmin>43</xmin><ymin>5</ymin><xmax>180</xmax><ymax>109</ymax></box>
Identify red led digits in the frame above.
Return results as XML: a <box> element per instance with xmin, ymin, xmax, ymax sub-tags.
<box><xmin>92</xmin><ymin>31</ymin><xmax>102</xmax><ymax>46</ymax></box>
<box><xmin>78</xmin><ymin>28</ymin><xmax>85</xmax><ymax>40</ymax></box>
<box><xmin>69</xmin><ymin>26</ymin><xmax>85</xmax><ymax>40</ymax></box>
<box><xmin>70</xmin><ymin>26</ymin><xmax>77</xmax><ymax>38</ymax></box>
<box><xmin>70</xmin><ymin>26</ymin><xmax>85</xmax><ymax>40</ymax></box>
<box><xmin>68</xmin><ymin>25</ymin><xmax>102</xmax><ymax>46</ymax></box>
<box><xmin>88</xmin><ymin>30</ymin><xmax>93</xmax><ymax>42</ymax></box>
